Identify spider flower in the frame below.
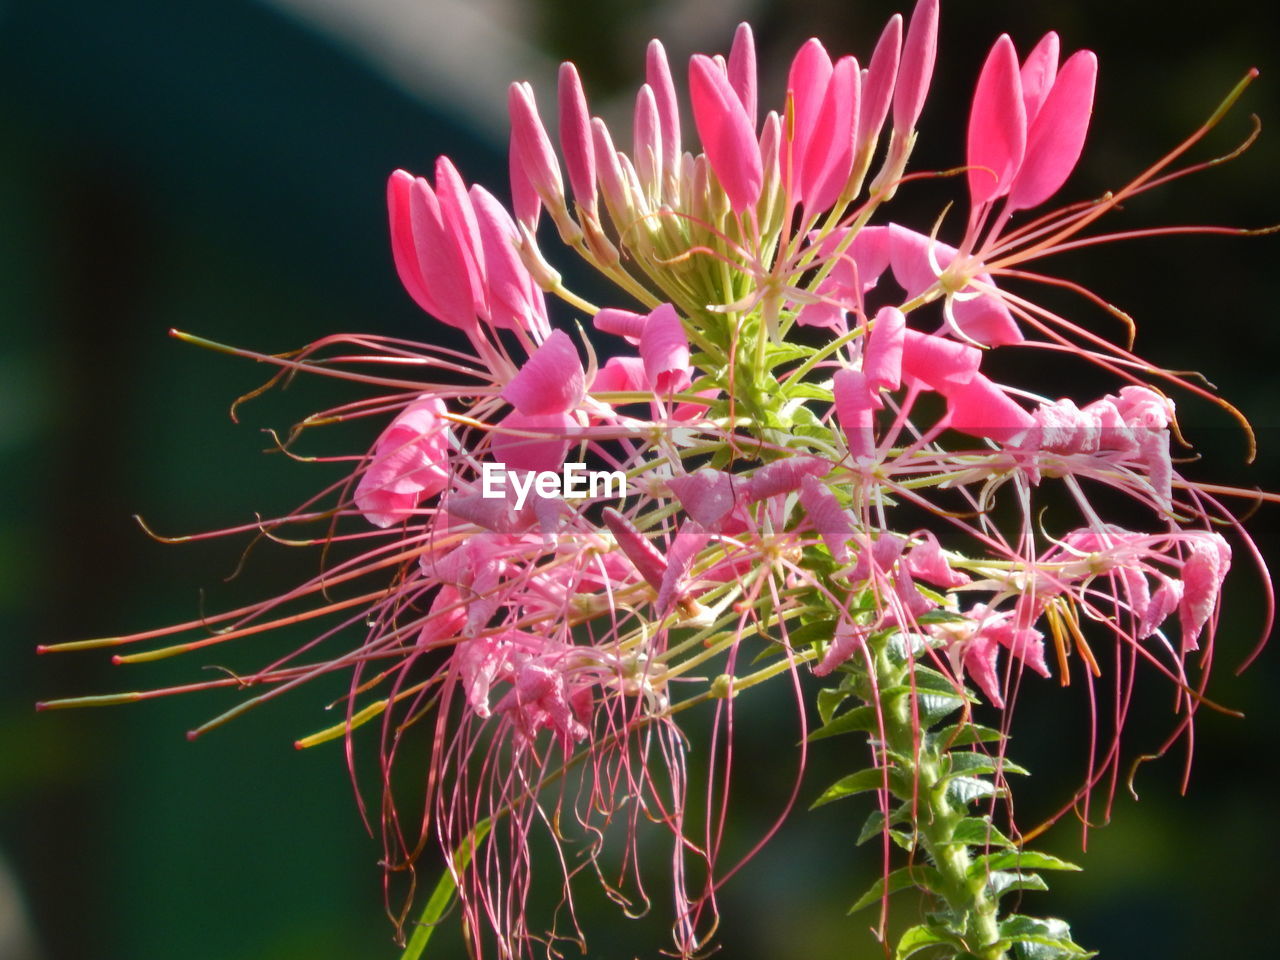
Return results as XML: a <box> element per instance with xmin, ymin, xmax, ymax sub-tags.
<box><xmin>42</xmin><ymin>9</ymin><xmax>1273</xmax><ymax>960</ymax></box>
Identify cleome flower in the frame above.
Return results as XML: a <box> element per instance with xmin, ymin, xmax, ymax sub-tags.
<box><xmin>40</xmin><ymin>6</ymin><xmax>1273</xmax><ymax>960</ymax></box>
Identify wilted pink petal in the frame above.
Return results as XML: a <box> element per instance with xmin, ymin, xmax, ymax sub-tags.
<box><xmin>859</xmin><ymin>14</ymin><xmax>902</xmax><ymax>150</ymax></box>
<box><xmin>454</xmin><ymin>633</ymin><xmax>513</xmax><ymax>718</ymax></box>
<box><xmin>1178</xmin><ymin>534</ymin><xmax>1231</xmax><ymax>651</ymax></box>
<box><xmin>502</xmin><ymin>329</ymin><xmax>586</xmax><ymax>415</ymax></box>
<box><xmin>941</xmin><ymin>373</ymin><xmax>1034</xmax><ymax>444</ymax></box>
<box><xmin>489</xmin><ymin>411</ymin><xmax>574</xmax><ymax>472</ymax></box>
<box><xmin>640</xmin><ymin>303</ymin><xmax>692</xmax><ymax>394</ymax></box>
<box><xmin>799</xmin><ymin>474</ymin><xmax>855</xmax><ymax>562</ymax></box>
<box><xmin>1140</xmin><ymin>577</ymin><xmax>1184</xmax><ymax>640</ymax></box>
<box><xmin>657</xmin><ymin>521</ymin><xmax>712</xmax><ymax>613</ymax></box>
<box><xmin>863</xmin><ymin>305</ymin><xmax>906</xmax><ymax>396</ymax></box>
<box><xmin>1115</xmin><ymin>385</ymin><xmax>1173</xmax><ymax>430</ymax></box>
<box><xmin>900</xmin><ymin>329</ymin><xmax>982</xmax><ymax>390</ymax></box>
<box><xmin>689</xmin><ymin>54</ymin><xmax>764</xmax><ymax>213</ymax></box>
<box><xmin>602</xmin><ymin>507</ymin><xmax>668</xmax><ymax>591</ymax></box>
<box><xmin>1138</xmin><ymin>429</ymin><xmax>1173</xmax><ymax>510</ymax></box>
<box><xmin>1008</xmin><ymin>49</ymin><xmax>1098</xmax><ymax>211</ymax></box>
<box><xmin>646</xmin><ymin>39</ymin><xmax>682</xmax><ymax>185</ymax></box>
<box><xmin>963</xmin><ymin>635</ymin><xmax>1005</xmax><ymax>708</ymax></box>
<box><xmin>904</xmin><ymin>531</ymin><xmax>970</xmax><ymax>588</ymax></box>
<box><xmin>667</xmin><ymin>468</ymin><xmax>741</xmax><ymax>530</ymax></box>
<box><xmin>893</xmin><ymin>0</ymin><xmax>939</xmax><ymax>135</ymax></box>
<box><xmin>967</xmin><ymin>34</ymin><xmax>1027</xmax><ymax>206</ymax></box>
<box><xmin>833</xmin><ymin>368</ymin><xmax>878</xmax><ymax>459</ymax></box>
<box><xmin>814</xmin><ymin>618</ymin><xmax>870</xmax><ymax>676</ymax></box>
<box><xmin>417</xmin><ymin>585</ymin><xmax>468</xmax><ymax>648</ymax></box>
<box><xmin>728</xmin><ymin>22</ymin><xmax>759</xmax><ymax>130</ymax></box>
<box><xmin>1019</xmin><ymin>32</ymin><xmax>1060</xmax><ymax>122</ymax></box>
<box><xmin>558</xmin><ymin>62</ymin><xmax>597</xmax><ymax>215</ymax></box>
<box><xmin>355</xmin><ymin>397</ymin><xmax>451</xmax><ymax>528</ymax></box>
<box><xmin>743</xmin><ymin>456</ymin><xmax>829</xmax><ymax>502</ymax></box>
<box><xmin>801</xmin><ymin>55</ymin><xmax>861</xmax><ymax>213</ymax></box>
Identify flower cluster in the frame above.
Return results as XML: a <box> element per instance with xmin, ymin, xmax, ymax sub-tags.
<box><xmin>44</xmin><ymin>3</ymin><xmax>1270</xmax><ymax>958</ymax></box>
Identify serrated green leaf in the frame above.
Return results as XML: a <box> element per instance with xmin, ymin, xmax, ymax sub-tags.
<box><xmin>945</xmin><ymin>776</ymin><xmax>1000</xmax><ymax>804</ymax></box>
<box><xmin>1000</xmin><ymin>915</ymin><xmax>1093</xmax><ymax>957</ymax></box>
<box><xmin>808</xmin><ymin>705</ymin><xmax>878</xmax><ymax>741</ymax></box>
<box><xmin>811</xmin><ymin>767</ymin><xmax>907</xmax><ymax>808</ymax></box>
<box><xmin>947</xmin><ymin>817</ymin><xmax>1015</xmax><ymax>849</ymax></box>
<box><xmin>895</xmin><ymin>923</ymin><xmax>966</xmax><ymax>959</ymax></box>
<box><xmin>975</xmin><ymin>851</ymin><xmax>1082</xmax><ymax>875</ymax></box>
<box><xmin>985</xmin><ymin>870</ymin><xmax>1049</xmax><ymax>900</ymax></box>
<box><xmin>933</xmin><ymin>722</ymin><xmax>1005</xmax><ymax>748</ymax></box>
<box><xmin>856</xmin><ymin>804</ymin><xmax>915</xmax><ymax>846</ymax></box>
<box><xmin>943</xmin><ymin>752</ymin><xmax>1030</xmax><ymax>780</ymax></box>
<box><xmin>816</xmin><ymin>686</ymin><xmax>849</xmax><ymax>725</ymax></box>
<box><xmin>849</xmin><ymin>864</ymin><xmax>944</xmax><ymax>914</ymax></box>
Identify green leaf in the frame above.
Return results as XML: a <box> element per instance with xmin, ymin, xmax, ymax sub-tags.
<box><xmin>816</xmin><ymin>686</ymin><xmax>850</xmax><ymax>725</ymax></box>
<box><xmin>973</xmin><ymin>851</ymin><xmax>1082</xmax><ymax>875</ymax></box>
<box><xmin>985</xmin><ymin>870</ymin><xmax>1049</xmax><ymax>900</ymax></box>
<box><xmin>849</xmin><ymin>864</ymin><xmax>944</xmax><ymax>914</ymax></box>
<box><xmin>856</xmin><ymin>805</ymin><xmax>916</xmax><ymax>850</ymax></box>
<box><xmin>400</xmin><ymin>818</ymin><xmax>492</xmax><ymax>960</ymax></box>
<box><xmin>1000</xmin><ymin>915</ymin><xmax>1094</xmax><ymax>958</ymax></box>
<box><xmin>811</xmin><ymin>767</ymin><xmax>907</xmax><ymax>808</ymax></box>
<box><xmin>947</xmin><ymin>817</ymin><xmax>1015</xmax><ymax>849</ymax></box>
<box><xmin>945</xmin><ymin>776</ymin><xmax>1000</xmax><ymax>805</ymax></box>
<box><xmin>808</xmin><ymin>705</ymin><xmax>878</xmax><ymax>741</ymax></box>
<box><xmin>943</xmin><ymin>752</ymin><xmax>1030</xmax><ymax>780</ymax></box>
<box><xmin>895</xmin><ymin>924</ymin><xmax>966</xmax><ymax>959</ymax></box>
<box><xmin>932</xmin><ymin>722</ymin><xmax>1005</xmax><ymax>748</ymax></box>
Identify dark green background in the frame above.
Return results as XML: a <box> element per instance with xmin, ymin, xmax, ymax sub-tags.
<box><xmin>2</xmin><ymin>1</ymin><xmax>1277</xmax><ymax>958</ymax></box>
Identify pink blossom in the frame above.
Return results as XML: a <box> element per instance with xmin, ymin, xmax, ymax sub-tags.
<box><xmin>354</xmin><ymin>396</ymin><xmax>451</xmax><ymax>528</ymax></box>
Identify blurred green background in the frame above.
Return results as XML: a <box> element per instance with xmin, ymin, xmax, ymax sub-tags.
<box><xmin>1</xmin><ymin>1</ymin><xmax>1277</xmax><ymax>958</ymax></box>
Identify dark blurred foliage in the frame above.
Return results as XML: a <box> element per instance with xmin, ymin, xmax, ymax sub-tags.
<box><xmin>0</xmin><ymin>1</ymin><xmax>1277</xmax><ymax>958</ymax></box>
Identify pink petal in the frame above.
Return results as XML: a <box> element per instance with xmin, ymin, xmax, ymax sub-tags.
<box><xmin>470</xmin><ymin>184</ymin><xmax>545</xmax><ymax>334</ymax></box>
<box><xmin>667</xmin><ymin>469</ymin><xmax>741</xmax><ymax>530</ymax></box>
<box><xmin>728</xmin><ymin>22</ymin><xmax>758</xmax><ymax>131</ymax></box>
<box><xmin>1007</xmin><ymin>49</ymin><xmax>1097</xmax><ymax>212</ymax></box>
<box><xmin>355</xmin><ymin>397</ymin><xmax>451</xmax><ymax>528</ymax></box>
<box><xmin>387</xmin><ymin>170</ymin><xmax>434</xmax><ymax>315</ymax></box>
<box><xmin>592</xmin><ymin>117</ymin><xmax>631</xmax><ymax>221</ymax></box>
<box><xmin>941</xmin><ymin>373</ymin><xmax>1034</xmax><ymax>444</ymax></box>
<box><xmin>1140</xmin><ymin>577</ymin><xmax>1184</xmax><ymax>640</ymax></box>
<box><xmin>509</xmin><ymin>123</ymin><xmax>541</xmax><ymax>228</ymax></box>
<box><xmin>798</xmin><ymin>474</ymin><xmax>855</xmax><ymax>563</ymax></box>
<box><xmin>833</xmin><ymin>368</ymin><xmax>877</xmax><ymax>459</ymax></box>
<box><xmin>893</xmin><ymin>0</ymin><xmax>939</xmax><ymax>134</ymax></box>
<box><xmin>1019</xmin><ymin>32</ymin><xmax>1060</xmax><ymax>123</ymax></box>
<box><xmin>646</xmin><ymin>39</ymin><xmax>682</xmax><ymax>186</ymax></box>
<box><xmin>593</xmin><ymin>306</ymin><xmax>647</xmax><ymax>344</ymax></box>
<box><xmin>859</xmin><ymin>14</ymin><xmax>902</xmax><ymax>150</ymax></box>
<box><xmin>950</xmin><ymin>287</ymin><xmax>1023</xmax><ymax>346</ymax></box>
<box><xmin>558</xmin><ymin>62</ymin><xmax>597</xmax><ymax>214</ymax></box>
<box><xmin>801</xmin><ymin>55</ymin><xmax>861</xmax><ymax>213</ymax></box>
<box><xmin>904</xmin><ymin>531</ymin><xmax>970</xmax><ymax>588</ymax></box>
<box><xmin>783</xmin><ymin>39</ymin><xmax>834</xmax><ymax>199</ymax></box>
<box><xmin>963</xmin><ymin>636</ymin><xmax>1005</xmax><ymax>708</ymax></box>
<box><xmin>743</xmin><ymin>456</ymin><xmax>829</xmax><ymax>503</ymax></box>
<box><xmin>508</xmin><ymin>81</ymin><xmax>565</xmax><ymax>212</ymax></box>
<box><xmin>633</xmin><ymin>83</ymin><xmax>663</xmax><ymax>192</ymax></box>
<box><xmin>640</xmin><ymin>303</ymin><xmax>692</xmax><ymax>395</ymax></box>
<box><xmin>657</xmin><ymin>521</ymin><xmax>711</xmax><ymax>614</ymax></box>
<box><xmin>863</xmin><ymin>305</ymin><xmax>905</xmax><ymax>396</ymax></box>
<box><xmin>1115</xmin><ymin>385</ymin><xmax>1173</xmax><ymax>431</ymax></box>
<box><xmin>900</xmin><ymin>329</ymin><xmax>981</xmax><ymax>390</ymax></box>
<box><xmin>689</xmin><ymin>54</ymin><xmax>764</xmax><ymax>213</ymax></box>
<box><xmin>814</xmin><ymin>619</ymin><xmax>870</xmax><ymax>676</ymax></box>
<box><xmin>489</xmin><ymin>411</ymin><xmax>574</xmax><ymax>472</ymax></box>
<box><xmin>408</xmin><ymin>176</ymin><xmax>477</xmax><ymax>331</ymax></box>
<box><xmin>502</xmin><ymin>329</ymin><xmax>585</xmax><ymax>415</ymax></box>
<box><xmin>590</xmin><ymin>356</ymin><xmax>646</xmax><ymax>393</ymax></box>
<box><xmin>1178</xmin><ymin>534</ymin><xmax>1231</xmax><ymax>651</ymax></box>
<box><xmin>845</xmin><ymin>532</ymin><xmax>907</xmax><ymax>584</ymax></box>
<box><xmin>434</xmin><ymin>157</ymin><xmax>488</xmax><ymax>320</ymax></box>
<box><xmin>967</xmin><ymin>34</ymin><xmax>1027</xmax><ymax>206</ymax></box>
<box><xmin>602</xmin><ymin>507</ymin><xmax>667</xmax><ymax>591</ymax></box>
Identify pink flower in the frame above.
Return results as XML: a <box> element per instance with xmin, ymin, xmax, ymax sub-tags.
<box><xmin>354</xmin><ymin>396</ymin><xmax>451</xmax><ymax>528</ymax></box>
